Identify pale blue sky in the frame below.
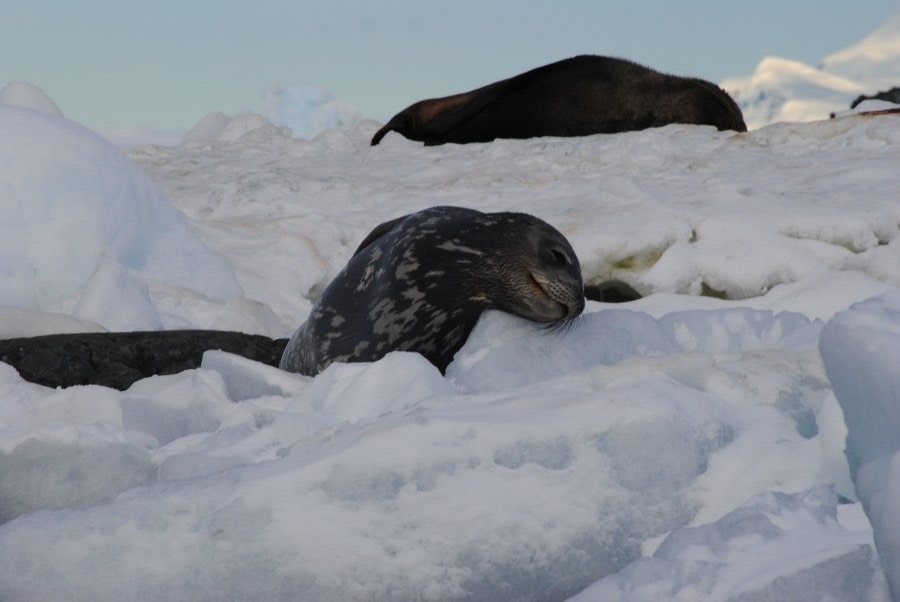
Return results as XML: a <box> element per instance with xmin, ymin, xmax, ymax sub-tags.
<box><xmin>3</xmin><ymin>1</ymin><xmax>897</xmax><ymax>132</ymax></box>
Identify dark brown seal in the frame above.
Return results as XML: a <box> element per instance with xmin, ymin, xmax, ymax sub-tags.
<box><xmin>371</xmin><ymin>55</ymin><xmax>747</xmax><ymax>146</ymax></box>
<box><xmin>280</xmin><ymin>206</ymin><xmax>585</xmax><ymax>376</ymax></box>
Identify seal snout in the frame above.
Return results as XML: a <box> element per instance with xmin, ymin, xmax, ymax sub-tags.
<box><xmin>530</xmin><ymin>271</ymin><xmax>585</xmax><ymax>322</ymax></box>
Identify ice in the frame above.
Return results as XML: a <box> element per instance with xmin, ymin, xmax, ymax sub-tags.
<box><xmin>0</xmin><ymin>303</ymin><xmax>850</xmax><ymax>600</ymax></box>
<box><xmin>72</xmin><ymin>258</ymin><xmax>164</xmax><ymax>331</ymax></box>
<box><xmin>571</xmin><ymin>486</ymin><xmax>888</xmax><ymax>601</ymax></box>
<box><xmin>0</xmin><ymin>420</ymin><xmax>157</xmax><ymax>523</ymax></box>
<box><xmin>0</xmin><ymin>80</ymin><xmax>63</xmax><ymax>117</ymax></box>
<box><xmin>449</xmin><ymin>307</ymin><xmax>821</xmax><ymax>393</ymax></box>
<box><xmin>1</xmin><ymin>62</ymin><xmax>900</xmax><ymax>599</ymax></box>
<box><xmin>0</xmin><ymin>305</ymin><xmax>104</xmax><ymax>338</ymax></box>
<box><xmin>200</xmin><ymin>349</ymin><xmax>306</xmax><ymax>402</ymax></box>
<box><xmin>181</xmin><ymin>111</ymin><xmax>233</xmax><ymax>146</ymax></box>
<box><xmin>262</xmin><ymin>84</ymin><xmax>362</xmax><ymax>139</ymax></box>
<box><xmin>120</xmin><ymin>369</ymin><xmax>234</xmax><ymax>446</ymax></box>
<box><xmin>820</xmin><ymin>291</ymin><xmax>900</xmax><ymax>599</ymax></box>
<box><xmin>287</xmin><ymin>351</ymin><xmax>455</xmax><ymax>422</ymax></box>
<box><xmin>0</xmin><ymin>104</ymin><xmax>242</xmax><ymax>322</ymax></box>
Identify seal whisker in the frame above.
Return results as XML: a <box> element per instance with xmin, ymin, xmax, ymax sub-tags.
<box><xmin>542</xmin><ymin>313</ymin><xmax>584</xmax><ymax>337</ymax></box>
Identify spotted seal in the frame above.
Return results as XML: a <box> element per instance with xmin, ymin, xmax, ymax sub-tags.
<box><xmin>279</xmin><ymin>206</ymin><xmax>585</xmax><ymax>375</ymax></box>
<box><xmin>371</xmin><ymin>55</ymin><xmax>747</xmax><ymax>146</ymax></box>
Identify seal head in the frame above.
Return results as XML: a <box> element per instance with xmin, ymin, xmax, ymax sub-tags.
<box><xmin>280</xmin><ymin>206</ymin><xmax>584</xmax><ymax>375</ymax></box>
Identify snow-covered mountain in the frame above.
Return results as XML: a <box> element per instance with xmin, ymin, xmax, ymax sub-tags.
<box><xmin>822</xmin><ymin>12</ymin><xmax>900</xmax><ymax>89</ymax></box>
<box><xmin>722</xmin><ymin>12</ymin><xmax>900</xmax><ymax>129</ymax></box>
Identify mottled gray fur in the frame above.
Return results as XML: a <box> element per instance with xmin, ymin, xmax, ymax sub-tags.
<box><xmin>280</xmin><ymin>206</ymin><xmax>584</xmax><ymax>375</ymax></box>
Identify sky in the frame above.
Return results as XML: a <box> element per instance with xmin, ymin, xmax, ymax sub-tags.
<box><xmin>2</xmin><ymin>0</ymin><xmax>898</xmax><ymax>134</ymax></box>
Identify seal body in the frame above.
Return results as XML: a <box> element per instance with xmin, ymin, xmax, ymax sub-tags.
<box><xmin>280</xmin><ymin>206</ymin><xmax>585</xmax><ymax>376</ymax></box>
<box><xmin>371</xmin><ymin>55</ymin><xmax>747</xmax><ymax>146</ymax></box>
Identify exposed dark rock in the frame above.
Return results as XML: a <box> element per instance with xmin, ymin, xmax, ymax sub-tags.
<box><xmin>850</xmin><ymin>86</ymin><xmax>900</xmax><ymax>109</ymax></box>
<box><xmin>0</xmin><ymin>331</ymin><xmax>288</xmax><ymax>391</ymax></box>
<box><xmin>584</xmin><ymin>280</ymin><xmax>643</xmax><ymax>304</ymax></box>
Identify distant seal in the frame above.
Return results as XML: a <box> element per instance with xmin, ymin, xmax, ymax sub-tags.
<box><xmin>280</xmin><ymin>206</ymin><xmax>585</xmax><ymax>376</ymax></box>
<box><xmin>371</xmin><ymin>55</ymin><xmax>747</xmax><ymax>146</ymax></box>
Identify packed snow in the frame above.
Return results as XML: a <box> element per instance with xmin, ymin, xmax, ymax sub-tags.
<box><xmin>1</xmin><ymin>74</ymin><xmax>900</xmax><ymax>601</ymax></box>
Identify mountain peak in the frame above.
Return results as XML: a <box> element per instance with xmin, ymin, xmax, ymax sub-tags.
<box><xmin>821</xmin><ymin>11</ymin><xmax>900</xmax><ymax>88</ymax></box>
<box><xmin>721</xmin><ymin>10</ymin><xmax>900</xmax><ymax>129</ymax></box>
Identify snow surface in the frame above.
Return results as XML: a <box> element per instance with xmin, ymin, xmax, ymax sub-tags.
<box><xmin>821</xmin><ymin>292</ymin><xmax>900</xmax><ymax>600</ymax></box>
<box><xmin>722</xmin><ymin>11</ymin><xmax>900</xmax><ymax>129</ymax></box>
<box><xmin>1</xmin><ymin>81</ymin><xmax>900</xmax><ymax>600</ymax></box>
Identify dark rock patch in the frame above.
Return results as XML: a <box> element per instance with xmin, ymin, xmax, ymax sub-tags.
<box><xmin>584</xmin><ymin>280</ymin><xmax>643</xmax><ymax>303</ymax></box>
<box><xmin>850</xmin><ymin>86</ymin><xmax>900</xmax><ymax>109</ymax></box>
<box><xmin>0</xmin><ymin>331</ymin><xmax>288</xmax><ymax>391</ymax></box>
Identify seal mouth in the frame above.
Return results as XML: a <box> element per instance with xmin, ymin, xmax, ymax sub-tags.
<box><xmin>529</xmin><ymin>272</ymin><xmax>582</xmax><ymax>321</ymax></box>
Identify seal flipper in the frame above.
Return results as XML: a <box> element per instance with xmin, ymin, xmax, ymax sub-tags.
<box><xmin>372</xmin><ymin>57</ymin><xmax>579</xmax><ymax>146</ymax></box>
<box><xmin>415</xmin><ymin>84</ymin><xmax>510</xmax><ymax>145</ymax></box>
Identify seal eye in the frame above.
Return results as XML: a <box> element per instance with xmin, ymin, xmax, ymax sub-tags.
<box><xmin>547</xmin><ymin>247</ymin><xmax>570</xmax><ymax>266</ymax></box>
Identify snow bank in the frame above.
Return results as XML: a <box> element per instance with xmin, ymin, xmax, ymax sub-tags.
<box><xmin>0</xmin><ymin>104</ymin><xmax>241</xmax><ymax>323</ymax></box>
<box><xmin>0</xmin><ymin>80</ymin><xmax>63</xmax><ymax>117</ymax></box>
<box><xmin>820</xmin><ymin>291</ymin><xmax>900</xmax><ymax>600</ymax></box>
<box><xmin>0</xmin><ymin>306</ymin><xmax>863</xmax><ymax>601</ymax></box>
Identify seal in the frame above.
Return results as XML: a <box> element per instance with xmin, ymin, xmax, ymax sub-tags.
<box><xmin>280</xmin><ymin>206</ymin><xmax>585</xmax><ymax>376</ymax></box>
<box><xmin>371</xmin><ymin>55</ymin><xmax>747</xmax><ymax>146</ymax></box>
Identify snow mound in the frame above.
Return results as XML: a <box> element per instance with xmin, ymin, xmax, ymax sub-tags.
<box><xmin>0</xmin><ymin>103</ymin><xmax>241</xmax><ymax>321</ymax></box>
<box><xmin>0</xmin><ymin>80</ymin><xmax>63</xmax><ymax>117</ymax></box>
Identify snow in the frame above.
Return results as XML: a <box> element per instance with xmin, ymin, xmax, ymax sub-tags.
<box><xmin>722</xmin><ymin>56</ymin><xmax>866</xmax><ymax>128</ymax></box>
<box><xmin>821</xmin><ymin>292</ymin><xmax>900</xmax><ymax>599</ymax></box>
<box><xmin>1</xmin><ymin>80</ymin><xmax>900</xmax><ymax>599</ymax></box>
<box><xmin>0</xmin><ymin>101</ymin><xmax>242</xmax><ymax>321</ymax></box>
<box><xmin>0</xmin><ymin>80</ymin><xmax>63</xmax><ymax>117</ymax></box>
<box><xmin>571</xmin><ymin>486</ymin><xmax>884</xmax><ymax>601</ymax></box>
<box><xmin>821</xmin><ymin>12</ymin><xmax>900</xmax><ymax>91</ymax></box>
<box><xmin>262</xmin><ymin>84</ymin><xmax>362</xmax><ymax>139</ymax></box>
<box><xmin>722</xmin><ymin>11</ymin><xmax>900</xmax><ymax>129</ymax></box>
